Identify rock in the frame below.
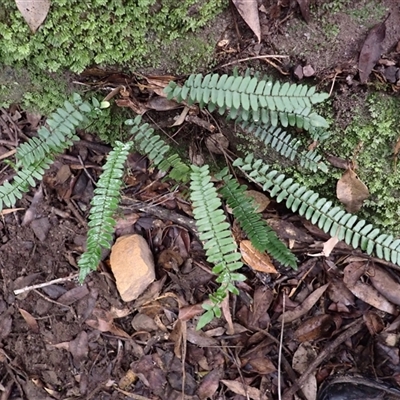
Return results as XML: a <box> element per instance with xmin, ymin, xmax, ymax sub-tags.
<box><xmin>294</xmin><ymin>64</ymin><xmax>303</xmax><ymax>80</ymax></box>
<box><xmin>303</xmin><ymin>64</ymin><xmax>315</xmax><ymax>77</ymax></box>
<box><xmin>110</xmin><ymin>234</ymin><xmax>155</xmax><ymax>302</ymax></box>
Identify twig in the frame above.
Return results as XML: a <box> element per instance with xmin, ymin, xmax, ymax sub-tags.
<box><xmin>120</xmin><ymin>197</ymin><xmax>199</xmax><ymax>238</ymax></box>
<box><xmin>278</xmin><ymin>291</ymin><xmax>285</xmax><ymax>400</ymax></box>
<box><xmin>218</xmin><ymin>55</ymin><xmax>289</xmax><ymax>69</ymax></box>
<box><xmin>14</xmin><ymin>274</ymin><xmax>79</xmax><ymax>295</ymax></box>
<box><xmin>282</xmin><ymin>318</ymin><xmax>365</xmax><ymax>400</ymax></box>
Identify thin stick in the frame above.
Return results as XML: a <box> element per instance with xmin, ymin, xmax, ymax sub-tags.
<box><xmin>282</xmin><ymin>318</ymin><xmax>364</xmax><ymax>400</ymax></box>
<box><xmin>278</xmin><ymin>291</ymin><xmax>285</xmax><ymax>400</ymax></box>
<box><xmin>14</xmin><ymin>274</ymin><xmax>79</xmax><ymax>295</ymax></box>
<box><xmin>218</xmin><ymin>55</ymin><xmax>289</xmax><ymax>69</ymax></box>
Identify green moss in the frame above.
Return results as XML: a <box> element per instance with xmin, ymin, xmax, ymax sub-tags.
<box><xmin>0</xmin><ymin>0</ymin><xmax>226</xmax><ymax>130</ymax></box>
<box><xmin>293</xmin><ymin>92</ymin><xmax>400</xmax><ymax>235</ymax></box>
<box><xmin>0</xmin><ymin>0</ymin><xmax>226</xmax><ymax>74</ymax></box>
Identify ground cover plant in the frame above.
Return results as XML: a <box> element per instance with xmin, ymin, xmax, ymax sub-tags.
<box><xmin>2</xmin><ymin>71</ymin><xmax>400</xmax><ymax>329</ymax></box>
<box><xmin>3</xmin><ymin>1</ymin><xmax>400</xmax><ymax>399</ymax></box>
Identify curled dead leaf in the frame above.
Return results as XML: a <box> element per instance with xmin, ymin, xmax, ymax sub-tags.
<box><xmin>278</xmin><ymin>284</ymin><xmax>330</xmax><ymax>323</ymax></box>
<box><xmin>343</xmin><ymin>262</ymin><xmax>396</xmax><ymax>314</ymax></box>
<box><xmin>240</xmin><ymin>240</ymin><xmax>277</xmax><ymax>274</ymax></box>
<box><xmin>336</xmin><ymin>167</ymin><xmax>369</xmax><ymax>212</ymax></box>
<box><xmin>369</xmin><ymin>265</ymin><xmax>400</xmax><ymax>306</ymax></box>
<box><xmin>232</xmin><ymin>0</ymin><xmax>261</xmax><ymax>43</ymax></box>
<box><xmin>358</xmin><ymin>15</ymin><xmax>389</xmax><ymax>83</ymax></box>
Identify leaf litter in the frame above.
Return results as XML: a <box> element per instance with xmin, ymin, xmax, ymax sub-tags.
<box><xmin>3</xmin><ymin>5</ymin><xmax>400</xmax><ymax>399</ymax></box>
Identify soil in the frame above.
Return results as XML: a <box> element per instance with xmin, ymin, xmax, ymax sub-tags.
<box><xmin>2</xmin><ymin>1</ymin><xmax>400</xmax><ymax>399</ymax></box>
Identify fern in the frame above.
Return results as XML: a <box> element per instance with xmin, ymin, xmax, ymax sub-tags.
<box><xmin>165</xmin><ymin>73</ymin><xmax>329</xmax><ymax>130</ymax></box>
<box><xmin>78</xmin><ymin>141</ymin><xmax>133</xmax><ymax>282</ymax></box>
<box><xmin>216</xmin><ymin>168</ymin><xmax>297</xmax><ymax>269</ymax></box>
<box><xmin>126</xmin><ymin>116</ymin><xmax>190</xmax><ymax>182</ymax></box>
<box><xmin>240</xmin><ymin>121</ymin><xmax>328</xmax><ymax>172</ymax></box>
<box><xmin>190</xmin><ymin>165</ymin><xmax>246</xmax><ymax>329</ymax></box>
<box><xmin>234</xmin><ymin>154</ymin><xmax>400</xmax><ymax>265</ymax></box>
<box><xmin>0</xmin><ymin>94</ymin><xmax>92</xmax><ymax>211</ymax></box>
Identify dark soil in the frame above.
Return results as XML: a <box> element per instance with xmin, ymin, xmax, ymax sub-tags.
<box><xmin>2</xmin><ymin>1</ymin><xmax>400</xmax><ymax>399</ymax></box>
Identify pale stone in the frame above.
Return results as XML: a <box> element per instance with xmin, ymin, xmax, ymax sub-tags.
<box><xmin>110</xmin><ymin>234</ymin><xmax>155</xmax><ymax>302</ymax></box>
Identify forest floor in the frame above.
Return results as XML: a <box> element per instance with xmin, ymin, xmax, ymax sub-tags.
<box><xmin>1</xmin><ymin>1</ymin><xmax>400</xmax><ymax>399</ymax></box>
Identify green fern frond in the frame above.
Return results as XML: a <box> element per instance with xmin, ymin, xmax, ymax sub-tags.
<box><xmin>234</xmin><ymin>154</ymin><xmax>400</xmax><ymax>265</ymax></box>
<box><xmin>217</xmin><ymin>168</ymin><xmax>297</xmax><ymax>269</ymax></box>
<box><xmin>0</xmin><ymin>94</ymin><xmax>92</xmax><ymax>212</ymax></box>
<box><xmin>190</xmin><ymin>164</ymin><xmax>246</xmax><ymax>329</ymax></box>
<box><xmin>240</xmin><ymin>121</ymin><xmax>328</xmax><ymax>172</ymax></box>
<box><xmin>78</xmin><ymin>141</ymin><xmax>133</xmax><ymax>283</ymax></box>
<box><xmin>126</xmin><ymin>116</ymin><xmax>190</xmax><ymax>182</ymax></box>
<box><xmin>165</xmin><ymin>74</ymin><xmax>329</xmax><ymax>130</ymax></box>
<box><xmin>16</xmin><ymin>95</ymin><xmax>91</xmax><ymax>168</ymax></box>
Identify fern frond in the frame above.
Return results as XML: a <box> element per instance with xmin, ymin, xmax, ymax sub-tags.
<box><xmin>165</xmin><ymin>74</ymin><xmax>329</xmax><ymax>130</ymax></box>
<box><xmin>127</xmin><ymin>116</ymin><xmax>190</xmax><ymax>182</ymax></box>
<box><xmin>16</xmin><ymin>94</ymin><xmax>91</xmax><ymax>168</ymax></box>
<box><xmin>78</xmin><ymin>141</ymin><xmax>133</xmax><ymax>283</ymax></box>
<box><xmin>234</xmin><ymin>154</ymin><xmax>400</xmax><ymax>266</ymax></box>
<box><xmin>0</xmin><ymin>94</ymin><xmax>92</xmax><ymax>212</ymax></box>
<box><xmin>240</xmin><ymin>121</ymin><xmax>328</xmax><ymax>172</ymax></box>
<box><xmin>190</xmin><ymin>165</ymin><xmax>246</xmax><ymax>329</ymax></box>
<box><xmin>217</xmin><ymin>168</ymin><xmax>297</xmax><ymax>269</ymax></box>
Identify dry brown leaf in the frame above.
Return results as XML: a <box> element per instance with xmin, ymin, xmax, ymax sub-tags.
<box><xmin>336</xmin><ymin>167</ymin><xmax>369</xmax><ymax>212</ymax></box>
<box><xmin>369</xmin><ymin>265</ymin><xmax>400</xmax><ymax>306</ymax></box>
<box><xmin>221</xmin><ymin>295</ymin><xmax>234</xmax><ymax>335</ymax></box>
<box><xmin>363</xmin><ymin>310</ymin><xmax>384</xmax><ymax>335</ymax></box>
<box><xmin>68</xmin><ymin>331</ymin><xmax>88</xmax><ymax>366</ymax></box>
<box><xmin>248</xmin><ymin>286</ymin><xmax>273</xmax><ymax>330</ymax></box>
<box><xmin>146</xmin><ymin>96</ymin><xmax>180</xmax><ymax>111</ymax></box>
<box><xmin>278</xmin><ymin>283</ymin><xmax>329</xmax><ymax>323</ymax></box>
<box><xmin>296</xmin><ymin>0</ymin><xmax>310</xmax><ymax>23</ymax></box>
<box><xmin>240</xmin><ymin>240</ymin><xmax>277</xmax><ymax>274</ymax></box>
<box><xmin>15</xmin><ymin>0</ymin><xmax>50</xmax><ymax>33</ymax></box>
<box><xmin>232</xmin><ymin>0</ymin><xmax>261</xmax><ymax>43</ymax></box>
<box><xmin>358</xmin><ymin>15</ymin><xmax>389</xmax><ymax>83</ymax></box>
<box><xmin>245</xmin><ymin>190</ymin><xmax>270</xmax><ymax>212</ymax></box>
<box><xmin>85</xmin><ymin>308</ymin><xmax>130</xmax><ymax>338</ymax></box>
<box><xmin>221</xmin><ymin>380</ymin><xmax>267</xmax><ymax>400</ymax></box>
<box><xmin>110</xmin><ymin>234</ymin><xmax>156</xmax><ymax>302</ymax></box>
<box><xmin>197</xmin><ymin>369</ymin><xmax>222</xmax><ymax>400</ymax></box>
<box><xmin>292</xmin><ymin>343</ymin><xmax>317</xmax><ymax>400</ymax></box>
<box><xmin>18</xmin><ymin>308</ymin><xmax>39</xmax><ymax>333</ymax></box>
<box><xmin>294</xmin><ymin>314</ymin><xmax>338</xmax><ymax>342</ymax></box>
<box><xmin>343</xmin><ymin>262</ymin><xmax>396</xmax><ymax>314</ymax></box>
<box><xmin>309</xmin><ymin>235</ymin><xmax>340</xmax><ymax>257</ymax></box>
<box><xmin>242</xmin><ymin>357</ymin><xmax>276</xmax><ymax>375</ymax></box>
<box><xmin>171</xmin><ymin>106</ymin><xmax>190</xmax><ymax>127</ymax></box>
<box><xmin>56</xmin><ymin>285</ymin><xmax>89</xmax><ymax>306</ymax></box>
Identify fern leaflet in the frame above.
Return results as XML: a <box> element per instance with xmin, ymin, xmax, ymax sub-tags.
<box><xmin>240</xmin><ymin>121</ymin><xmax>328</xmax><ymax>173</ymax></box>
<box><xmin>234</xmin><ymin>154</ymin><xmax>400</xmax><ymax>266</ymax></box>
<box><xmin>78</xmin><ymin>141</ymin><xmax>133</xmax><ymax>282</ymax></box>
<box><xmin>217</xmin><ymin>168</ymin><xmax>297</xmax><ymax>269</ymax></box>
<box><xmin>165</xmin><ymin>73</ymin><xmax>329</xmax><ymax>130</ymax></box>
<box><xmin>190</xmin><ymin>165</ymin><xmax>246</xmax><ymax>329</ymax></box>
<box><xmin>0</xmin><ymin>94</ymin><xmax>92</xmax><ymax>212</ymax></box>
<box><xmin>127</xmin><ymin>116</ymin><xmax>190</xmax><ymax>182</ymax></box>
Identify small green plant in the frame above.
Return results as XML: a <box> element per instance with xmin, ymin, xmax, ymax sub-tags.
<box><xmin>2</xmin><ymin>73</ymin><xmax>400</xmax><ymax>328</ymax></box>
